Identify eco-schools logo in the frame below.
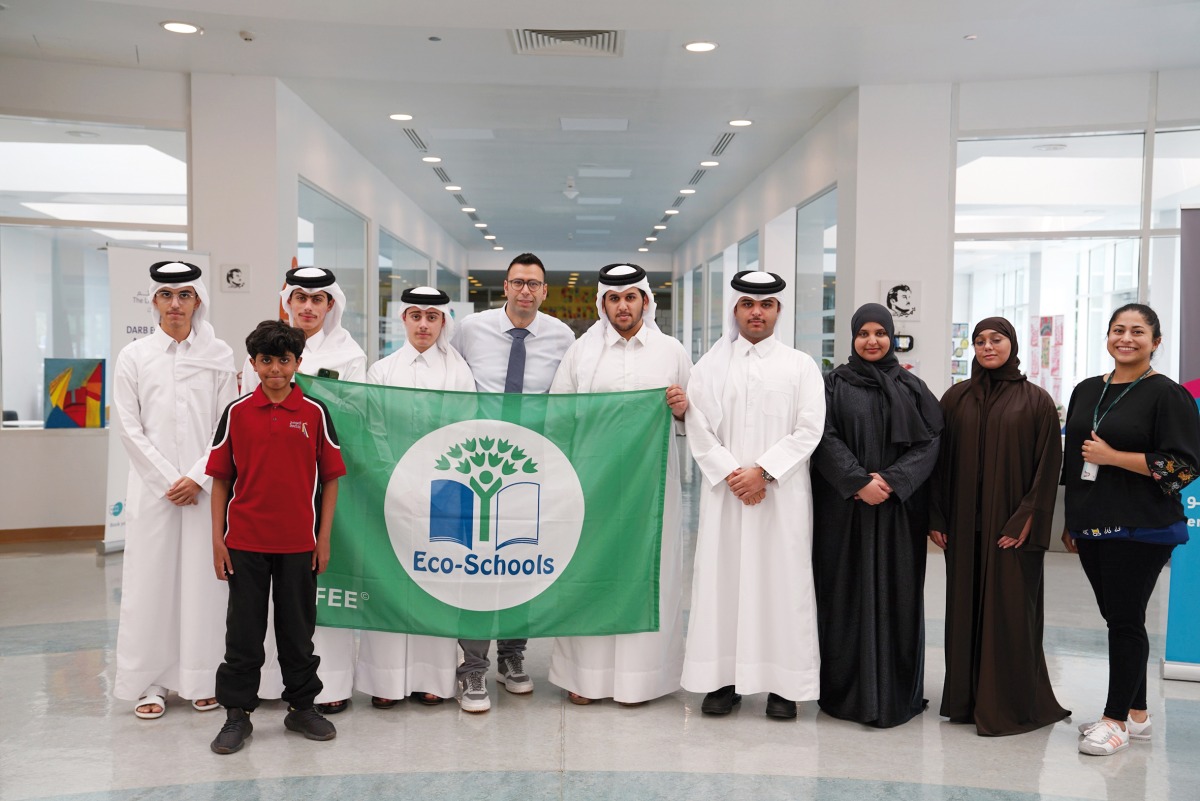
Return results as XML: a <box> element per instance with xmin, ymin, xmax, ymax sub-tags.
<box><xmin>385</xmin><ymin>420</ymin><xmax>584</xmax><ymax>611</ymax></box>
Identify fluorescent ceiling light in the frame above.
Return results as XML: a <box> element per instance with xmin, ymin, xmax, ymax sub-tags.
<box><xmin>493</xmin><ymin>246</ymin><xmax>504</xmax><ymax>251</ymax></box>
<box><xmin>484</xmin><ymin>235</ymin><xmax>496</xmax><ymax>240</ymax></box>
<box><xmin>653</xmin><ymin>224</ymin><xmax>667</xmax><ymax>230</ymax></box>
<box><xmin>645</xmin><ymin>237</ymin><xmax>657</xmax><ymax>242</ymax></box>
<box><xmin>22</xmin><ymin>202</ymin><xmax>186</xmax><ymax>225</ymax></box>
<box><xmin>445</xmin><ymin>185</ymin><xmax>462</xmax><ymax>191</ymax></box>
<box><xmin>577</xmin><ymin>215</ymin><xmax>616</xmax><ymax>221</ymax></box>
<box><xmin>638</xmin><ymin>247</ymin><xmax>649</xmax><ymax>252</ymax></box>
<box><xmin>461</xmin><ymin>207</ymin><xmax>476</xmax><ymax>213</ymax></box>
<box><xmin>684</xmin><ymin>42</ymin><xmax>718</xmax><ymax>53</ymax></box>
<box><xmin>389</xmin><ymin>113</ymin><xmax>413</xmax><ymax>121</ymax></box>
<box><xmin>664</xmin><ymin>209</ymin><xmax>680</xmax><ymax>215</ymax></box>
<box><xmin>93</xmin><ymin>229</ymin><xmax>188</xmax><ymax>242</ymax></box>
<box><xmin>560</xmin><ymin>118</ymin><xmax>629</xmax><ymax>132</ymax></box>
<box><xmin>729</xmin><ymin>119</ymin><xmax>753</xmax><ymax>127</ymax></box>
<box><xmin>577</xmin><ymin>198</ymin><xmax>622</xmax><ymax>205</ymax></box>
<box><xmin>679</xmin><ymin>188</ymin><xmax>696</xmax><ymax>194</ymax></box>
<box><xmin>575</xmin><ymin>229</ymin><xmax>610</xmax><ymax>235</ymax></box>
<box><xmin>0</xmin><ymin>143</ymin><xmax>186</xmax><ymax>194</ymax></box>
<box><xmin>700</xmin><ymin>160</ymin><xmax>719</xmax><ymax>167</ymax></box>
<box><xmin>428</xmin><ymin>128</ymin><xmax>495</xmax><ymax>140</ymax></box>
<box><xmin>160</xmin><ymin>21</ymin><xmax>202</xmax><ymax>34</ymax></box>
<box><xmin>422</xmin><ymin>156</ymin><xmax>442</xmax><ymax>163</ymax></box>
<box><xmin>475</xmin><ymin>222</ymin><xmax>488</xmax><ymax>228</ymax></box>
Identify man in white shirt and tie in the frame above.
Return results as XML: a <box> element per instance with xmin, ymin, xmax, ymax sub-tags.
<box><xmin>451</xmin><ymin>253</ymin><xmax>574</xmax><ymax>712</ymax></box>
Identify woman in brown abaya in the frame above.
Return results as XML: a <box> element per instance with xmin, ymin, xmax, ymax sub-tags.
<box><xmin>929</xmin><ymin>316</ymin><xmax>1070</xmax><ymax>736</ymax></box>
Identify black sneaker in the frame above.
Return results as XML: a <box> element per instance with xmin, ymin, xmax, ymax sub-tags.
<box><xmin>701</xmin><ymin>685</ymin><xmax>741</xmax><ymax>715</ymax></box>
<box><xmin>765</xmin><ymin>693</ymin><xmax>797</xmax><ymax>719</ymax></box>
<box><xmin>210</xmin><ymin>708</ymin><xmax>253</xmax><ymax>755</ymax></box>
<box><xmin>284</xmin><ymin>706</ymin><xmax>337</xmax><ymax>741</ymax></box>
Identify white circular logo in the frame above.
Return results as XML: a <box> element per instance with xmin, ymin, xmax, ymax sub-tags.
<box><xmin>385</xmin><ymin>420</ymin><xmax>584</xmax><ymax>611</ymax></box>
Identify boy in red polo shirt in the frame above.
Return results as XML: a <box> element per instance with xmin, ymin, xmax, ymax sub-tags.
<box><xmin>206</xmin><ymin>320</ymin><xmax>346</xmax><ymax>755</ymax></box>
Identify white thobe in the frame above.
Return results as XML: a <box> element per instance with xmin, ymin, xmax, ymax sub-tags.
<box><xmin>547</xmin><ymin>325</ymin><xmax>692</xmax><ymax>703</ymax></box>
<box><xmin>313</xmin><ymin>343</ymin><xmax>472</xmax><ymax>702</ymax></box>
<box><xmin>682</xmin><ymin>334</ymin><xmax>825</xmax><ymax>700</ymax></box>
<box><xmin>239</xmin><ymin>327</ymin><xmax>367</xmax><ymax>392</ymax></box>
<box><xmin>113</xmin><ymin>328</ymin><xmax>238</xmax><ymax>701</ymax></box>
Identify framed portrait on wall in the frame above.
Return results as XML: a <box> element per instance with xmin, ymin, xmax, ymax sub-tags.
<box><xmin>881</xmin><ymin>280</ymin><xmax>920</xmax><ymax>322</ymax></box>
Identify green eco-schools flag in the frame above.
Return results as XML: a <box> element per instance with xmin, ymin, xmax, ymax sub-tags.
<box><xmin>297</xmin><ymin>375</ymin><xmax>669</xmax><ymax>639</ymax></box>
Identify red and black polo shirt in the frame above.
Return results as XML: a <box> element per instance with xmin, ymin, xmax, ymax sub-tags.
<box><xmin>206</xmin><ymin>383</ymin><xmax>346</xmax><ymax>553</ymax></box>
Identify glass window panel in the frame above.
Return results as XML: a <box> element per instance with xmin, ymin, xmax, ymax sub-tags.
<box><xmin>737</xmin><ymin>233</ymin><xmax>759</xmax><ymax>271</ymax></box>
<box><xmin>953</xmin><ymin>237</ymin><xmax>1139</xmax><ymax>411</ymax></box>
<box><xmin>956</xmin><ymin>133</ymin><xmax>1144</xmax><ymax>234</ymax></box>
<box><xmin>1148</xmin><ymin>236</ymin><xmax>1181</xmax><ymax>380</ymax></box>
<box><xmin>689</xmin><ymin>265</ymin><xmax>704</xmax><ymax>361</ymax></box>
<box><xmin>706</xmin><ymin>255</ymin><xmax>723</xmax><ymax>351</ymax></box>
<box><xmin>795</xmin><ymin>188</ymin><xmax>837</xmax><ymax>371</ymax></box>
<box><xmin>378</xmin><ymin>230</ymin><xmax>429</xmax><ymax>357</ymax></box>
<box><xmin>298</xmin><ymin>182</ymin><xmax>367</xmax><ymax>349</ymax></box>
<box><xmin>437</xmin><ymin>264</ymin><xmax>460</xmax><ymax>303</ymax></box>
<box><xmin>1151</xmin><ymin>129</ymin><xmax>1200</xmax><ymax>229</ymax></box>
<box><xmin>1</xmin><ymin>226</ymin><xmax>111</xmax><ymax>419</ymax></box>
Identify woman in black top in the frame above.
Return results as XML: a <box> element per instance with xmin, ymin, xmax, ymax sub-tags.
<box><xmin>1062</xmin><ymin>303</ymin><xmax>1200</xmax><ymax>757</ymax></box>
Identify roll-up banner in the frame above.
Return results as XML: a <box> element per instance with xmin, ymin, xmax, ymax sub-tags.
<box><xmin>100</xmin><ymin>246</ymin><xmax>210</xmax><ymax>555</ymax></box>
<box><xmin>1164</xmin><ymin>206</ymin><xmax>1200</xmax><ymax>682</ymax></box>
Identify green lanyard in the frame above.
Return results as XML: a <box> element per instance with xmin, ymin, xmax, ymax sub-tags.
<box><xmin>1092</xmin><ymin>368</ymin><xmax>1152</xmax><ymax>432</ymax></box>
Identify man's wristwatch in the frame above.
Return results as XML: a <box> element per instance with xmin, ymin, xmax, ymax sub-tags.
<box><xmin>760</xmin><ymin>467</ymin><xmax>775</xmax><ymax>483</ymax></box>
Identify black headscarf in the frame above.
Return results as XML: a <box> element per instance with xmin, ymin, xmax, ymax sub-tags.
<box><xmin>969</xmin><ymin>316</ymin><xmax>1026</xmax><ymax>403</ymax></box>
<box><xmin>837</xmin><ymin>303</ymin><xmax>943</xmax><ymax>444</ymax></box>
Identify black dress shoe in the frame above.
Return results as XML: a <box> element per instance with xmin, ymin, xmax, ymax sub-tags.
<box><xmin>765</xmin><ymin>693</ymin><xmax>797</xmax><ymax>719</ymax></box>
<box><xmin>701</xmin><ymin>685</ymin><xmax>742</xmax><ymax>715</ymax></box>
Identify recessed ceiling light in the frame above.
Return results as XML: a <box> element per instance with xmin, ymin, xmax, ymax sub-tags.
<box><xmin>493</xmin><ymin>246</ymin><xmax>504</xmax><ymax>251</ymax></box>
<box><xmin>679</xmin><ymin>188</ymin><xmax>696</xmax><ymax>194</ymax></box>
<box><xmin>461</xmin><ymin>207</ymin><xmax>476</xmax><ymax>213</ymax></box>
<box><xmin>729</xmin><ymin>119</ymin><xmax>753</xmax><ymax>127</ymax></box>
<box><xmin>389</xmin><ymin>113</ymin><xmax>414</xmax><ymax>121</ymax></box>
<box><xmin>664</xmin><ymin>209</ymin><xmax>680</xmax><ymax>215</ymax></box>
<box><xmin>963</xmin><ymin>34</ymin><xmax>978</xmax><ymax>41</ymax></box>
<box><xmin>638</xmin><ymin>247</ymin><xmax>649</xmax><ymax>252</ymax></box>
<box><xmin>160</xmin><ymin>21</ymin><xmax>202</xmax><ymax>35</ymax></box>
<box><xmin>422</xmin><ymin>156</ymin><xmax>442</xmax><ymax>163</ymax></box>
<box><xmin>700</xmin><ymin>161</ymin><xmax>719</xmax><ymax>167</ymax></box>
<box><xmin>664</xmin><ymin>281</ymin><xmax>672</xmax><ymax>286</ymax></box>
<box><xmin>653</xmin><ymin>224</ymin><xmax>667</xmax><ymax>230</ymax></box>
<box><xmin>445</xmin><ymin>185</ymin><xmax>462</xmax><ymax>191</ymax></box>
<box><xmin>484</xmin><ymin>235</ymin><xmax>496</xmax><ymax>240</ymax></box>
<box><xmin>684</xmin><ymin>41</ymin><xmax>718</xmax><ymax>53</ymax></box>
<box><xmin>475</xmin><ymin>222</ymin><xmax>488</xmax><ymax>228</ymax></box>
<box><xmin>645</xmin><ymin>237</ymin><xmax>658</xmax><ymax>242</ymax></box>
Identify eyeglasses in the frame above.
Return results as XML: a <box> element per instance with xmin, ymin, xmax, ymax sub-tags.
<box><xmin>155</xmin><ymin>290</ymin><xmax>196</xmax><ymax>302</ymax></box>
<box><xmin>506</xmin><ymin>279</ymin><xmax>544</xmax><ymax>291</ymax></box>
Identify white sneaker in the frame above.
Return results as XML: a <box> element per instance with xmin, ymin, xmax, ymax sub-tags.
<box><xmin>459</xmin><ymin>671</ymin><xmax>491</xmax><ymax>713</ymax></box>
<box><xmin>1079</xmin><ymin>719</ymin><xmax>1130</xmax><ymax>756</ymax></box>
<box><xmin>1077</xmin><ymin>713</ymin><xmax>1152</xmax><ymax>740</ymax></box>
<box><xmin>497</xmin><ymin>654</ymin><xmax>534</xmax><ymax>694</ymax></box>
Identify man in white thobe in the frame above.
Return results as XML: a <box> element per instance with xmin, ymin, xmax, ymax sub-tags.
<box><xmin>353</xmin><ymin>286</ymin><xmax>474</xmax><ymax>708</ymax></box>
<box><xmin>683</xmin><ymin>270</ymin><xmax>825</xmax><ymax>720</ymax></box>
<box><xmin>548</xmin><ymin>263</ymin><xmax>691</xmax><ymax>705</ymax></box>
<box><xmin>113</xmin><ymin>261</ymin><xmax>239</xmax><ymax>718</ymax></box>
<box><xmin>240</xmin><ymin>266</ymin><xmax>367</xmax><ymax>391</ymax></box>
<box><xmin>239</xmin><ymin>266</ymin><xmax>367</xmax><ymax>711</ymax></box>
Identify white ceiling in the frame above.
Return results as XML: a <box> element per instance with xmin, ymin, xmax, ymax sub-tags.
<box><xmin>2</xmin><ymin>0</ymin><xmax>1199</xmax><ymax>255</ymax></box>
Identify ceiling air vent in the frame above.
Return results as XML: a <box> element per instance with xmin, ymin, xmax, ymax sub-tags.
<box><xmin>404</xmin><ymin>128</ymin><xmax>428</xmax><ymax>152</ymax></box>
<box><xmin>433</xmin><ymin>167</ymin><xmax>452</xmax><ymax>183</ymax></box>
<box><xmin>689</xmin><ymin>170</ymin><xmax>706</xmax><ymax>185</ymax></box>
<box><xmin>467</xmin><ymin>212</ymin><xmax>481</xmax><ymax>222</ymax></box>
<box><xmin>510</xmin><ymin>29</ymin><xmax>624</xmax><ymax>57</ymax></box>
<box><xmin>672</xmin><ymin>196</ymin><xmax>686</xmax><ymax>208</ymax></box>
<box><xmin>711</xmin><ymin>133</ymin><xmax>735</xmax><ymax>156</ymax></box>
<box><xmin>453</xmin><ymin>194</ymin><xmax>468</xmax><ymax>205</ymax></box>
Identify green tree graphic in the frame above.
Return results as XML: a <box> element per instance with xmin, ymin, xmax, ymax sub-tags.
<box><xmin>434</xmin><ymin>437</ymin><xmax>538</xmax><ymax>544</ymax></box>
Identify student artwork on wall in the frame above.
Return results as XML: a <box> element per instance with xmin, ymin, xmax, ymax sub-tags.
<box><xmin>219</xmin><ymin>263</ymin><xmax>250</xmax><ymax>293</ymax></box>
<box><xmin>44</xmin><ymin>358</ymin><xmax>106</xmax><ymax>428</ymax></box>
<box><xmin>882</xmin><ymin>281</ymin><xmax>920</xmax><ymax>322</ymax></box>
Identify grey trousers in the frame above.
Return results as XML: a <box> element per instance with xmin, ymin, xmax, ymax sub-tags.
<box><xmin>457</xmin><ymin>639</ymin><xmax>527</xmax><ymax>678</ymax></box>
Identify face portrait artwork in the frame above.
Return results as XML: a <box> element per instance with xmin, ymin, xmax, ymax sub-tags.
<box><xmin>884</xmin><ymin>282</ymin><xmax>920</xmax><ymax>321</ymax></box>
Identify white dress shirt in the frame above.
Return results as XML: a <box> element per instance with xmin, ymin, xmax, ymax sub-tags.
<box><xmin>452</xmin><ymin>305</ymin><xmax>574</xmax><ymax>393</ymax></box>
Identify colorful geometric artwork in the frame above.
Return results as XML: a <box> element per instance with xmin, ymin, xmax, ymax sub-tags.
<box><xmin>44</xmin><ymin>358</ymin><xmax>106</xmax><ymax>429</ymax></box>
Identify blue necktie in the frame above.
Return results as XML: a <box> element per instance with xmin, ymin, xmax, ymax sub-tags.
<box><xmin>504</xmin><ymin>328</ymin><xmax>530</xmax><ymax>393</ymax></box>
